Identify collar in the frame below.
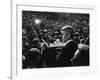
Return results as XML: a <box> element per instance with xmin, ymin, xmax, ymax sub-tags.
<box><xmin>65</xmin><ymin>39</ymin><xmax>73</xmax><ymax>45</ymax></box>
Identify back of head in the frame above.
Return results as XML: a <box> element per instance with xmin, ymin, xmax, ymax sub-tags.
<box><xmin>61</xmin><ymin>25</ymin><xmax>74</xmax><ymax>42</ymax></box>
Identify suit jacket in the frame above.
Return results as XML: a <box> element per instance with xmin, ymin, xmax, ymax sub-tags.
<box><xmin>57</xmin><ymin>40</ymin><xmax>78</xmax><ymax>67</ymax></box>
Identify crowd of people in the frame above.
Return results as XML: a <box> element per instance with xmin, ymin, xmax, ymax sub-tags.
<box><xmin>22</xmin><ymin>11</ymin><xmax>89</xmax><ymax>69</ymax></box>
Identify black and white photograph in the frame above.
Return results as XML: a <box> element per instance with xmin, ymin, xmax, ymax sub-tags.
<box><xmin>0</xmin><ymin>0</ymin><xmax>99</xmax><ymax>80</ymax></box>
<box><xmin>22</xmin><ymin>11</ymin><xmax>89</xmax><ymax>69</ymax></box>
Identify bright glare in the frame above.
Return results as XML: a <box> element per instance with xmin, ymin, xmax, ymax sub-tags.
<box><xmin>35</xmin><ymin>19</ymin><xmax>41</xmax><ymax>24</ymax></box>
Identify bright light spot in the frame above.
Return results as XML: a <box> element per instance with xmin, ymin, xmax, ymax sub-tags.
<box><xmin>35</xmin><ymin>19</ymin><xmax>41</xmax><ymax>24</ymax></box>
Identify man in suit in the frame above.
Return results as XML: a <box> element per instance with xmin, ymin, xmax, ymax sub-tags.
<box><xmin>57</xmin><ymin>25</ymin><xmax>78</xmax><ymax>67</ymax></box>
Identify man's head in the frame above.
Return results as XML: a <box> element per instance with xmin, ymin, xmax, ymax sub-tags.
<box><xmin>61</xmin><ymin>25</ymin><xmax>74</xmax><ymax>42</ymax></box>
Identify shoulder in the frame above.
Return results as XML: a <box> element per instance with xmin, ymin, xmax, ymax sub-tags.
<box><xmin>65</xmin><ymin>40</ymin><xmax>77</xmax><ymax>47</ymax></box>
<box><xmin>78</xmin><ymin>44</ymin><xmax>89</xmax><ymax>52</ymax></box>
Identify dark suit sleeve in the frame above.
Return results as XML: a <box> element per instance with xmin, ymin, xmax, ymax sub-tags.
<box><xmin>59</xmin><ymin>41</ymin><xmax>78</xmax><ymax>62</ymax></box>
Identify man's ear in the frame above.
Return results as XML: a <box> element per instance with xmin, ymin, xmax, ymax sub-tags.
<box><xmin>67</xmin><ymin>33</ymin><xmax>70</xmax><ymax>38</ymax></box>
